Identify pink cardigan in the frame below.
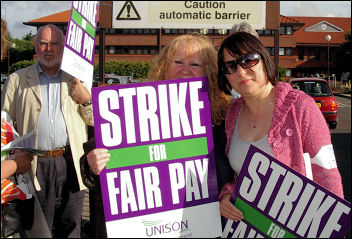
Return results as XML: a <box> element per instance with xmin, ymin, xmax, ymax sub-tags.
<box><xmin>220</xmin><ymin>82</ymin><xmax>344</xmax><ymax>199</ymax></box>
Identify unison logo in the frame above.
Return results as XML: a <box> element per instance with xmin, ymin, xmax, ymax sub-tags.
<box><xmin>143</xmin><ymin>219</ymin><xmax>190</xmax><ymax>237</ymax></box>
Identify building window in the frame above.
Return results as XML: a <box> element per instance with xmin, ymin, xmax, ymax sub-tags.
<box><xmin>116</xmin><ymin>48</ymin><xmax>124</xmax><ymax>54</ymax></box>
<box><xmin>257</xmin><ymin>29</ymin><xmax>263</xmax><ymax>35</ymax></box>
<box><xmin>286</xmin><ymin>69</ymin><xmax>292</xmax><ymax>77</ymax></box>
<box><xmin>314</xmin><ymin>48</ymin><xmax>320</xmax><ymax>61</ymax></box>
<box><xmin>298</xmin><ymin>48</ymin><xmax>304</xmax><ymax>60</ymax></box>
<box><xmin>286</xmin><ymin>48</ymin><xmax>292</xmax><ymax>56</ymax></box>
<box><xmin>266</xmin><ymin>47</ymin><xmax>276</xmax><ymax>56</ymax></box>
<box><xmin>266</xmin><ymin>47</ymin><xmax>292</xmax><ymax>56</ymax></box>
<box><xmin>280</xmin><ymin>27</ymin><xmax>285</xmax><ymax>35</ymax></box>
<box><xmin>286</xmin><ymin>26</ymin><xmax>293</xmax><ymax>35</ymax></box>
<box><xmin>265</xmin><ymin>29</ymin><xmax>272</xmax><ymax>35</ymax></box>
<box><xmin>109</xmin><ymin>46</ymin><xmax>115</xmax><ymax>54</ymax></box>
<box><xmin>280</xmin><ymin>26</ymin><xmax>293</xmax><ymax>35</ymax></box>
<box><xmin>129</xmin><ymin>47</ymin><xmax>136</xmax><ymax>54</ymax></box>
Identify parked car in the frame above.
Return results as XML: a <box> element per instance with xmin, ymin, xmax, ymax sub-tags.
<box><xmin>289</xmin><ymin>77</ymin><xmax>338</xmax><ymax>129</ymax></box>
<box><xmin>93</xmin><ymin>73</ymin><xmax>134</xmax><ymax>86</ymax></box>
<box><xmin>1</xmin><ymin>74</ymin><xmax>7</xmax><ymax>92</ymax></box>
<box><xmin>1</xmin><ymin>74</ymin><xmax>6</xmax><ymax>84</ymax></box>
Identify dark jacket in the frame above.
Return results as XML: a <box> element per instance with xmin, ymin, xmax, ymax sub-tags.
<box><xmin>212</xmin><ymin>120</ymin><xmax>234</xmax><ymax>192</ymax></box>
<box><xmin>80</xmin><ymin>137</ymin><xmax>107</xmax><ymax>238</ymax></box>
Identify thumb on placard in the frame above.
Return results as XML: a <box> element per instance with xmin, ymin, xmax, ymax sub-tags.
<box><xmin>73</xmin><ymin>78</ymin><xmax>81</xmax><ymax>84</ymax></box>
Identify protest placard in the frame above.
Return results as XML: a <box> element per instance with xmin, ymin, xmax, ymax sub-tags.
<box><xmin>222</xmin><ymin>145</ymin><xmax>351</xmax><ymax>238</ymax></box>
<box><xmin>61</xmin><ymin>1</ymin><xmax>98</xmax><ymax>88</ymax></box>
<box><xmin>92</xmin><ymin>77</ymin><xmax>222</xmax><ymax>237</ymax></box>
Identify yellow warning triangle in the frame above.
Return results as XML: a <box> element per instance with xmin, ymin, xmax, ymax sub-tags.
<box><xmin>116</xmin><ymin>1</ymin><xmax>141</xmax><ymax>20</ymax></box>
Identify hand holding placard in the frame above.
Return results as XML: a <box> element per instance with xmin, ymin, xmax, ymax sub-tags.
<box><xmin>222</xmin><ymin>145</ymin><xmax>351</xmax><ymax>238</ymax></box>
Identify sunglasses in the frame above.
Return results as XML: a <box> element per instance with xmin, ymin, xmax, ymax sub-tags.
<box><xmin>223</xmin><ymin>53</ymin><xmax>261</xmax><ymax>74</ymax></box>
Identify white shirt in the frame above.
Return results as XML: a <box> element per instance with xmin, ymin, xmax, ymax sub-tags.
<box><xmin>37</xmin><ymin>63</ymin><xmax>69</xmax><ymax>150</ymax></box>
<box><xmin>228</xmin><ymin>109</ymin><xmax>274</xmax><ymax>175</ymax></box>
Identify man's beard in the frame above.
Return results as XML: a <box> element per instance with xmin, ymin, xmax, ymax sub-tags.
<box><xmin>37</xmin><ymin>54</ymin><xmax>62</xmax><ymax>69</ymax></box>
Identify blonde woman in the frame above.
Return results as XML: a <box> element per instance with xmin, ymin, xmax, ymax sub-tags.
<box><xmin>80</xmin><ymin>33</ymin><xmax>233</xmax><ymax>237</ymax></box>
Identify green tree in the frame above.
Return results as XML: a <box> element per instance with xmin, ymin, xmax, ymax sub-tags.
<box><xmin>7</xmin><ymin>32</ymin><xmax>34</xmax><ymax>53</ymax></box>
<box><xmin>9</xmin><ymin>60</ymin><xmax>35</xmax><ymax>73</ymax></box>
<box><xmin>23</xmin><ymin>31</ymin><xmax>34</xmax><ymax>41</ymax></box>
<box><xmin>94</xmin><ymin>60</ymin><xmax>152</xmax><ymax>79</ymax></box>
<box><xmin>1</xmin><ymin>32</ymin><xmax>35</xmax><ymax>75</ymax></box>
<box><xmin>332</xmin><ymin>30</ymin><xmax>351</xmax><ymax>72</ymax></box>
<box><xmin>279</xmin><ymin>66</ymin><xmax>287</xmax><ymax>82</ymax></box>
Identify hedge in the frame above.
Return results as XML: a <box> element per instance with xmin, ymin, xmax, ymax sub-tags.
<box><xmin>9</xmin><ymin>60</ymin><xmax>35</xmax><ymax>73</ymax></box>
<box><xmin>8</xmin><ymin>60</ymin><xmax>152</xmax><ymax>79</ymax></box>
<box><xmin>94</xmin><ymin>60</ymin><xmax>152</xmax><ymax>78</ymax></box>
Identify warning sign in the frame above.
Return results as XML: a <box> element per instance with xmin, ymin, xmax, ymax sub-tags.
<box><xmin>113</xmin><ymin>1</ymin><xmax>266</xmax><ymax>29</ymax></box>
<box><xmin>116</xmin><ymin>1</ymin><xmax>141</xmax><ymax>20</ymax></box>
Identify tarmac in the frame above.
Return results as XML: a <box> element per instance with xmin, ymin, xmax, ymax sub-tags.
<box><xmin>333</xmin><ymin>91</ymin><xmax>352</xmax><ymax>99</ymax></box>
<box><xmin>81</xmin><ymin>190</ymin><xmax>90</xmax><ymax>238</ymax></box>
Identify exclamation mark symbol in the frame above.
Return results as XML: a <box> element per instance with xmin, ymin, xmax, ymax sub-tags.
<box><xmin>127</xmin><ymin>4</ymin><xmax>131</xmax><ymax>17</ymax></box>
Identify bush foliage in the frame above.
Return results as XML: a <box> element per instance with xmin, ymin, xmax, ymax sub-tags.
<box><xmin>9</xmin><ymin>60</ymin><xmax>35</xmax><ymax>73</ymax></box>
<box><xmin>94</xmin><ymin>60</ymin><xmax>152</xmax><ymax>78</ymax></box>
<box><xmin>9</xmin><ymin>60</ymin><xmax>152</xmax><ymax>79</ymax></box>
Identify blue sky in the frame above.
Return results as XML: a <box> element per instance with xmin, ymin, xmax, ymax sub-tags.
<box><xmin>1</xmin><ymin>1</ymin><xmax>351</xmax><ymax>39</ymax></box>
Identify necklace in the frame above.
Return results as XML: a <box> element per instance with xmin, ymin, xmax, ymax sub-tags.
<box><xmin>245</xmin><ymin>100</ymin><xmax>274</xmax><ymax>129</ymax></box>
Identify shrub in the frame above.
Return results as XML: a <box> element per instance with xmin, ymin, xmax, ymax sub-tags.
<box><xmin>94</xmin><ymin>60</ymin><xmax>152</xmax><ymax>79</ymax></box>
<box><xmin>9</xmin><ymin>60</ymin><xmax>35</xmax><ymax>73</ymax></box>
<box><xmin>279</xmin><ymin>66</ymin><xmax>287</xmax><ymax>82</ymax></box>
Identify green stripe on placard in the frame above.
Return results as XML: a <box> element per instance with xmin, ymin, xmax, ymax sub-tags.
<box><xmin>1</xmin><ymin>150</ymin><xmax>10</xmax><ymax>158</ymax></box>
<box><xmin>106</xmin><ymin>137</ymin><xmax>208</xmax><ymax>169</ymax></box>
<box><xmin>235</xmin><ymin>198</ymin><xmax>297</xmax><ymax>238</ymax></box>
<box><xmin>71</xmin><ymin>8</ymin><xmax>95</xmax><ymax>38</ymax></box>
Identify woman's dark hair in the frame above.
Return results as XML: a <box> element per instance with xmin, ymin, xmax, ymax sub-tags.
<box><xmin>218</xmin><ymin>32</ymin><xmax>277</xmax><ymax>95</ymax></box>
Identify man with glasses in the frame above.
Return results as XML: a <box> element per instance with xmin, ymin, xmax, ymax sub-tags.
<box><xmin>1</xmin><ymin>24</ymin><xmax>94</xmax><ymax>237</ymax></box>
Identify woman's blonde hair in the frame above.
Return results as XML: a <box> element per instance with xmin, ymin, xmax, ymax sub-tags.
<box><xmin>148</xmin><ymin>33</ymin><xmax>230</xmax><ymax>125</ymax></box>
<box><xmin>1</xmin><ymin>18</ymin><xmax>9</xmax><ymax>62</ymax></box>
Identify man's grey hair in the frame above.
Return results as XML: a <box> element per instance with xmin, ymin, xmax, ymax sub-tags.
<box><xmin>35</xmin><ymin>24</ymin><xmax>65</xmax><ymax>42</ymax></box>
<box><xmin>229</xmin><ymin>21</ymin><xmax>259</xmax><ymax>38</ymax></box>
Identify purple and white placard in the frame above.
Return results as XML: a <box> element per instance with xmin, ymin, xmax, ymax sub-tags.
<box><xmin>92</xmin><ymin>77</ymin><xmax>222</xmax><ymax>237</ymax></box>
<box><xmin>222</xmin><ymin>145</ymin><xmax>351</xmax><ymax>238</ymax></box>
<box><xmin>61</xmin><ymin>1</ymin><xmax>98</xmax><ymax>87</ymax></box>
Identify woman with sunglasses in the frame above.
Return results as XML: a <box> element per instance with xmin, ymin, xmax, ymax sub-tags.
<box><xmin>217</xmin><ymin>32</ymin><xmax>344</xmax><ymax>221</ymax></box>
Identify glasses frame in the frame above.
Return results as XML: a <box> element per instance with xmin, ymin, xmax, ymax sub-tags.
<box><xmin>37</xmin><ymin>40</ymin><xmax>64</xmax><ymax>49</ymax></box>
<box><xmin>223</xmin><ymin>53</ymin><xmax>261</xmax><ymax>75</ymax></box>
